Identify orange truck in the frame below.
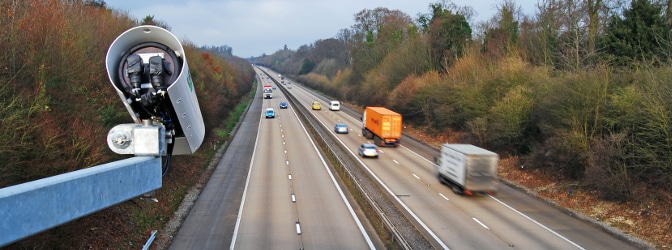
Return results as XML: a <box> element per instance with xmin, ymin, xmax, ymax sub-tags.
<box><xmin>361</xmin><ymin>107</ymin><xmax>402</xmax><ymax>147</ymax></box>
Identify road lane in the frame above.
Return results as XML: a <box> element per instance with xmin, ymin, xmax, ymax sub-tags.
<box><xmin>168</xmin><ymin>73</ymin><xmax>263</xmax><ymax>250</ymax></box>
<box><xmin>233</xmin><ymin>109</ymin><xmax>300</xmax><ymax>249</ymax></box>
<box><xmin>280</xmin><ymin>67</ymin><xmax>639</xmax><ymax>249</ymax></box>
<box><xmin>231</xmin><ymin>69</ymin><xmax>374</xmax><ymax>249</ymax></box>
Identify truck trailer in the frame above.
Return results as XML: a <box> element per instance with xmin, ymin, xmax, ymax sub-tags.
<box><xmin>436</xmin><ymin>144</ymin><xmax>499</xmax><ymax>195</ymax></box>
<box><xmin>361</xmin><ymin>107</ymin><xmax>402</xmax><ymax>147</ymax></box>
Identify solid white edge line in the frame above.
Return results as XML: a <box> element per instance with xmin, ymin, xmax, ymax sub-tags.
<box><xmin>348</xmin><ymin>150</ymin><xmax>450</xmax><ymax>249</ymax></box>
<box><xmin>309</xmin><ymin>97</ymin><xmax>449</xmax><ymax>249</ymax></box>
<box><xmin>293</xmin><ymin>81</ymin><xmax>583</xmax><ymax>249</ymax></box>
<box><xmin>289</xmin><ymin>105</ymin><xmax>377</xmax><ymax>249</ymax></box>
<box><xmin>400</xmin><ymin>138</ymin><xmax>584</xmax><ymax>249</ymax></box>
<box><xmin>488</xmin><ymin>195</ymin><xmax>586</xmax><ymax>250</ymax></box>
<box><xmin>294</xmin><ymin>89</ymin><xmax>450</xmax><ymax>247</ymax></box>
<box><xmin>229</xmin><ymin>99</ymin><xmax>264</xmax><ymax>250</ymax></box>
<box><xmin>400</xmin><ymin>144</ymin><xmax>438</xmax><ymax>167</ymax></box>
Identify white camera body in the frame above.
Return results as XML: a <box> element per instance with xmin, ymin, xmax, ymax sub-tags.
<box><xmin>106</xmin><ymin>25</ymin><xmax>204</xmax><ymax>155</ymax></box>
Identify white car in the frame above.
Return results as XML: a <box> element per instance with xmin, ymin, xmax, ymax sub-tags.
<box><xmin>329</xmin><ymin>101</ymin><xmax>340</xmax><ymax>111</ymax></box>
<box><xmin>358</xmin><ymin>143</ymin><xmax>379</xmax><ymax>158</ymax></box>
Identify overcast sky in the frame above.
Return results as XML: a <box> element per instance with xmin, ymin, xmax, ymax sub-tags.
<box><xmin>106</xmin><ymin>0</ymin><xmax>538</xmax><ymax>58</ymax></box>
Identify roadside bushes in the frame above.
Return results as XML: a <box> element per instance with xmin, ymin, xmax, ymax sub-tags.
<box><xmin>382</xmin><ymin>54</ymin><xmax>672</xmax><ymax>199</ymax></box>
<box><xmin>0</xmin><ymin>0</ymin><xmax>254</xmax><ymax>188</ymax></box>
<box><xmin>0</xmin><ymin>1</ymin><xmax>131</xmax><ymax>187</ymax></box>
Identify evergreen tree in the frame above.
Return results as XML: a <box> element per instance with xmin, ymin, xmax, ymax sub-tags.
<box><xmin>299</xmin><ymin>58</ymin><xmax>315</xmax><ymax>75</ymax></box>
<box><xmin>425</xmin><ymin>3</ymin><xmax>472</xmax><ymax>70</ymax></box>
<box><xmin>601</xmin><ymin>0</ymin><xmax>671</xmax><ymax>65</ymax></box>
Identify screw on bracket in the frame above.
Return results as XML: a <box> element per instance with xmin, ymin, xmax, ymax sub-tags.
<box><xmin>111</xmin><ymin>131</ymin><xmax>132</xmax><ymax>149</ymax></box>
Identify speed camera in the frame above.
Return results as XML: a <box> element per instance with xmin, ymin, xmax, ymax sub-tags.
<box><xmin>105</xmin><ymin>25</ymin><xmax>204</xmax><ymax>155</ymax></box>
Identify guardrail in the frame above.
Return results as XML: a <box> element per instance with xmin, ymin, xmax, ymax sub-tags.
<box><xmin>258</xmin><ymin>67</ymin><xmax>431</xmax><ymax>249</ymax></box>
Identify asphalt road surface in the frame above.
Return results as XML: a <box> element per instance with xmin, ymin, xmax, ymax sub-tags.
<box><xmin>281</xmin><ymin>68</ymin><xmax>640</xmax><ymax>250</ymax></box>
<box><xmin>169</xmin><ymin>67</ymin><xmax>640</xmax><ymax>249</ymax></box>
<box><xmin>169</xmin><ymin>68</ymin><xmax>374</xmax><ymax>249</ymax></box>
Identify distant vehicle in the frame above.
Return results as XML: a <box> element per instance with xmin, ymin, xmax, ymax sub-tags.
<box><xmin>436</xmin><ymin>144</ymin><xmax>499</xmax><ymax>195</ymax></box>
<box><xmin>272</xmin><ymin>86</ymin><xmax>277</xmax><ymax>90</ymax></box>
<box><xmin>329</xmin><ymin>101</ymin><xmax>341</xmax><ymax>111</ymax></box>
<box><xmin>358</xmin><ymin>143</ymin><xmax>379</xmax><ymax>158</ymax></box>
<box><xmin>263</xmin><ymin>85</ymin><xmax>273</xmax><ymax>99</ymax></box>
<box><xmin>265</xmin><ymin>108</ymin><xmax>275</xmax><ymax>118</ymax></box>
<box><xmin>279</xmin><ymin>101</ymin><xmax>288</xmax><ymax>109</ymax></box>
<box><xmin>288</xmin><ymin>85</ymin><xmax>292</xmax><ymax>89</ymax></box>
<box><xmin>334</xmin><ymin>123</ymin><xmax>349</xmax><ymax>134</ymax></box>
<box><xmin>311</xmin><ymin>101</ymin><xmax>321</xmax><ymax>110</ymax></box>
<box><xmin>361</xmin><ymin>107</ymin><xmax>402</xmax><ymax>147</ymax></box>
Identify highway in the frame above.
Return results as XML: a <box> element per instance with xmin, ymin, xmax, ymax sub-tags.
<box><xmin>170</xmin><ymin>68</ymin><xmax>375</xmax><ymax>249</ymax></box>
<box><xmin>230</xmin><ymin>69</ymin><xmax>374</xmax><ymax>249</ymax></box>
<box><xmin>169</xmin><ymin>66</ymin><xmax>638</xmax><ymax>249</ymax></box>
<box><xmin>272</xmin><ymin>67</ymin><xmax>638</xmax><ymax>249</ymax></box>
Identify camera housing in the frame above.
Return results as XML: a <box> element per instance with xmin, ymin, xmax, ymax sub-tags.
<box><xmin>105</xmin><ymin>25</ymin><xmax>204</xmax><ymax>155</ymax></box>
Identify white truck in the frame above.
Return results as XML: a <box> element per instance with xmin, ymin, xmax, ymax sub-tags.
<box><xmin>263</xmin><ymin>87</ymin><xmax>272</xmax><ymax>99</ymax></box>
<box><xmin>436</xmin><ymin>144</ymin><xmax>499</xmax><ymax>195</ymax></box>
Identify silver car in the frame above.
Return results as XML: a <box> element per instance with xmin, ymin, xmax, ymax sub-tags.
<box><xmin>358</xmin><ymin>143</ymin><xmax>379</xmax><ymax>158</ymax></box>
<box><xmin>334</xmin><ymin>123</ymin><xmax>349</xmax><ymax>134</ymax></box>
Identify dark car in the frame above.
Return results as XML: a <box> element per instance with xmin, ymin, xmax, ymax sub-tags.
<box><xmin>279</xmin><ymin>101</ymin><xmax>288</xmax><ymax>109</ymax></box>
<box><xmin>334</xmin><ymin>123</ymin><xmax>349</xmax><ymax>134</ymax></box>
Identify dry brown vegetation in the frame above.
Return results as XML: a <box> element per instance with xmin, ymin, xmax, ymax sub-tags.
<box><xmin>261</xmin><ymin>2</ymin><xmax>672</xmax><ymax>248</ymax></box>
<box><xmin>499</xmin><ymin>161</ymin><xmax>672</xmax><ymax>248</ymax></box>
<box><xmin>4</xmin><ymin>0</ymin><xmax>672</xmax><ymax>249</ymax></box>
<box><xmin>1</xmin><ymin>0</ymin><xmax>254</xmax><ymax>249</ymax></box>
<box><xmin>407</xmin><ymin>128</ymin><xmax>670</xmax><ymax>249</ymax></box>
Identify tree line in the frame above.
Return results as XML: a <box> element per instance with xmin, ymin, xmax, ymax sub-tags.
<box><xmin>256</xmin><ymin>0</ymin><xmax>672</xmax><ymax>201</ymax></box>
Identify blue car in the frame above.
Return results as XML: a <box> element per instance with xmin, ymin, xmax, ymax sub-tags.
<box><xmin>279</xmin><ymin>101</ymin><xmax>288</xmax><ymax>109</ymax></box>
<box><xmin>265</xmin><ymin>108</ymin><xmax>275</xmax><ymax>118</ymax></box>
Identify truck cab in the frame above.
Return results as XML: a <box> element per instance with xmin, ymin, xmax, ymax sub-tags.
<box><xmin>263</xmin><ymin>87</ymin><xmax>272</xmax><ymax>99</ymax></box>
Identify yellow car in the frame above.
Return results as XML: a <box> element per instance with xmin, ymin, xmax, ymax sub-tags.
<box><xmin>311</xmin><ymin>101</ymin><xmax>321</xmax><ymax>110</ymax></box>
